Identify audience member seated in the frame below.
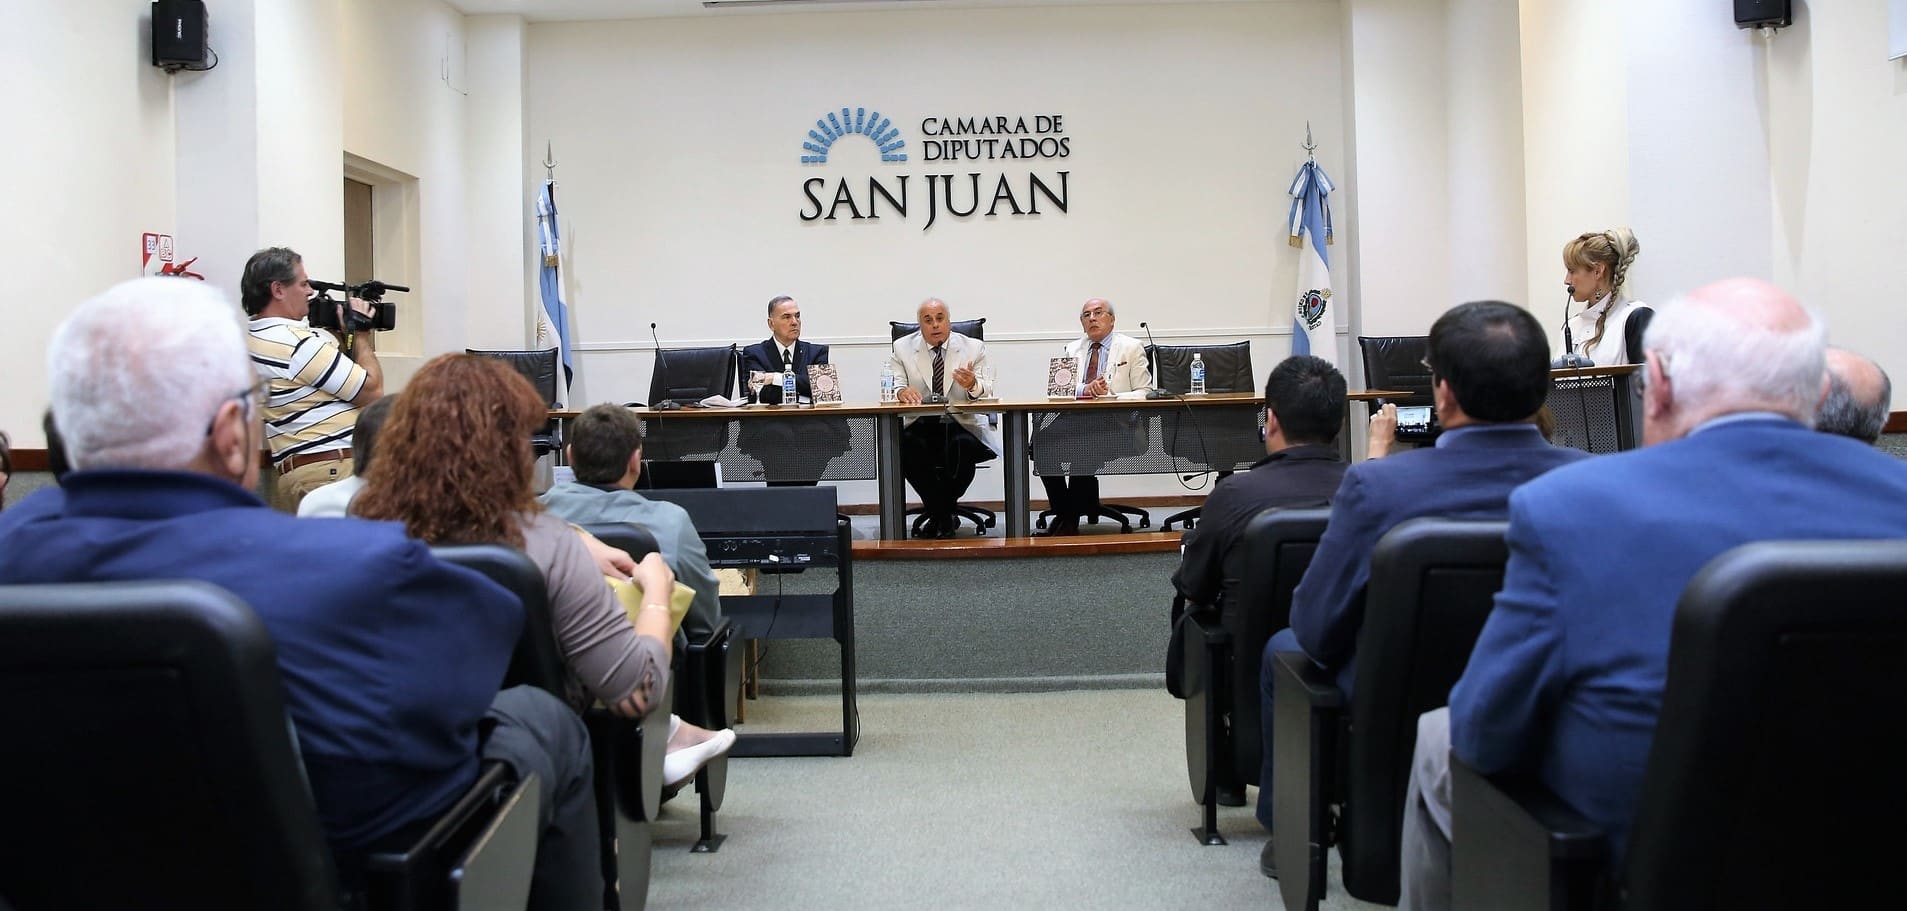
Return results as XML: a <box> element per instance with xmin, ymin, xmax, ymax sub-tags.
<box><xmin>1171</xmin><ymin>355</ymin><xmax>1349</xmax><ymax>607</ymax></box>
<box><xmin>1255</xmin><ymin>300</ymin><xmax>1588</xmax><ymax>875</ymax></box>
<box><xmin>1398</xmin><ymin>280</ymin><xmax>1907</xmax><ymax>910</ymax></box>
<box><xmin>541</xmin><ymin>403</ymin><xmax>724</xmax><ymax>642</ymax></box>
<box><xmin>354</xmin><ymin>356</ymin><xmax>733</xmax><ymax>788</ymax></box>
<box><xmin>1818</xmin><ymin>346</ymin><xmax>1892</xmax><ymax>444</ymax></box>
<box><xmin>0</xmin><ymin>278</ymin><xmax>606</xmax><ymax>911</ymax></box>
<box><xmin>297</xmin><ymin>395</ymin><xmax>394</xmax><ymax>518</ymax></box>
<box><xmin>886</xmin><ymin>297</ymin><xmax>999</xmax><ymax>538</ymax></box>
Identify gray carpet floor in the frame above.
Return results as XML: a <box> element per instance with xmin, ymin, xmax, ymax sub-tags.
<box><xmin>646</xmin><ymin>689</ymin><xmax>1386</xmax><ymax>910</ymax></box>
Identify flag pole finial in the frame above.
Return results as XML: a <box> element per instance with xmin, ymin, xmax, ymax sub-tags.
<box><xmin>1303</xmin><ymin>122</ymin><xmax>1317</xmax><ymax>162</ymax></box>
<box><xmin>543</xmin><ymin>142</ymin><xmax>557</xmax><ymax>184</ymax></box>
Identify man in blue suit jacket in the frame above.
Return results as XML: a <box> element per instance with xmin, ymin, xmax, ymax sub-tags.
<box><xmin>1398</xmin><ymin>279</ymin><xmax>1907</xmax><ymax>911</ymax></box>
<box><xmin>0</xmin><ymin>278</ymin><xmax>606</xmax><ymax>911</ymax></box>
<box><xmin>1255</xmin><ymin>301</ymin><xmax>1588</xmax><ymax>872</ymax></box>
<box><xmin>742</xmin><ymin>295</ymin><xmax>830</xmax><ymax>404</ymax></box>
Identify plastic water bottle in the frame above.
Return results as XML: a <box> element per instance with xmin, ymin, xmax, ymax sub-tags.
<box><xmin>782</xmin><ymin>368</ymin><xmax>797</xmax><ymax>405</ymax></box>
<box><xmin>1190</xmin><ymin>352</ymin><xmax>1207</xmax><ymax>396</ymax></box>
<box><xmin>880</xmin><ymin>363</ymin><xmax>897</xmax><ymax>403</ymax></box>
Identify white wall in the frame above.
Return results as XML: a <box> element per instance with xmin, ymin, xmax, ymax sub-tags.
<box><xmin>1517</xmin><ymin>0</ymin><xmax>1630</xmax><ymax>343</ymax></box>
<box><xmin>525</xmin><ymin>1</ymin><xmax>1345</xmax><ymax>500</ymax></box>
<box><xmin>1766</xmin><ymin>0</ymin><xmax>1907</xmax><ymax>398</ymax></box>
<box><xmin>527</xmin><ymin>2</ymin><xmax>1345</xmax><ymax>408</ymax></box>
<box><xmin>0</xmin><ymin>2</ymin><xmax>177</xmax><ymax>446</ymax></box>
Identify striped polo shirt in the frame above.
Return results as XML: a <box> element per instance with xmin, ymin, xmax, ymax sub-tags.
<box><xmin>248</xmin><ymin>317</ymin><xmax>368</xmax><ymax>463</ymax></box>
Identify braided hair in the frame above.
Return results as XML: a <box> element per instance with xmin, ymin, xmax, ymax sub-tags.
<box><xmin>1563</xmin><ymin>227</ymin><xmax>1642</xmax><ymax>354</ymax></box>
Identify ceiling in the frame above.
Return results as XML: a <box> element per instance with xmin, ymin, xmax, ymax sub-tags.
<box><xmin>443</xmin><ymin>0</ymin><xmax>1272</xmax><ymax>24</ymax></box>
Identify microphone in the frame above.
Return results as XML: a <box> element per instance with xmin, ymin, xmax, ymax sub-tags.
<box><xmin>1140</xmin><ymin>320</ymin><xmax>1171</xmax><ymax>399</ymax></box>
<box><xmin>1552</xmin><ymin>285</ymin><xmax>1593</xmax><ymax>369</ymax></box>
<box><xmin>651</xmin><ymin>322</ymin><xmax>680</xmax><ymax>410</ymax></box>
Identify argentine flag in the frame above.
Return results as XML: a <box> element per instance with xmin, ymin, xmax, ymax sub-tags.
<box><xmin>1287</xmin><ymin>160</ymin><xmax>1337</xmax><ymax>365</ymax></box>
<box><xmin>535</xmin><ymin>178</ymin><xmax>574</xmax><ymax>407</ymax></box>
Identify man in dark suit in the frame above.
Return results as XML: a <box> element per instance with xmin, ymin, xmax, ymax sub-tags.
<box><xmin>1171</xmin><ymin>355</ymin><xmax>1350</xmax><ymax>607</ymax></box>
<box><xmin>739</xmin><ymin>295</ymin><xmax>840</xmax><ymax>485</ymax></box>
<box><xmin>1398</xmin><ymin>280</ymin><xmax>1907</xmax><ymax>911</ymax></box>
<box><xmin>742</xmin><ymin>295</ymin><xmax>829</xmax><ymax>405</ymax></box>
<box><xmin>1255</xmin><ymin>300</ymin><xmax>1589</xmax><ymax>876</ymax></box>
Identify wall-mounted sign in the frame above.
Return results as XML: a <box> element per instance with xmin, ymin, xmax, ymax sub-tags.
<box><xmin>798</xmin><ymin>106</ymin><xmax>1071</xmax><ymax>231</ymax></box>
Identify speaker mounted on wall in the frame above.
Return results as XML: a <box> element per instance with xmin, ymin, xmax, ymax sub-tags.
<box><xmin>151</xmin><ymin>0</ymin><xmax>210</xmax><ymax>72</ymax></box>
<box><xmin>1735</xmin><ymin>0</ymin><xmax>1793</xmax><ymax>31</ymax></box>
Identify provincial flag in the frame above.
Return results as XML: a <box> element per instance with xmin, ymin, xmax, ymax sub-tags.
<box><xmin>1287</xmin><ymin>160</ymin><xmax>1337</xmax><ymax>366</ymax></box>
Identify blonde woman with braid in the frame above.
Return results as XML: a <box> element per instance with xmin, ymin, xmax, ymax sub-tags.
<box><xmin>1563</xmin><ymin>228</ymin><xmax>1652</xmax><ymax>366</ymax></box>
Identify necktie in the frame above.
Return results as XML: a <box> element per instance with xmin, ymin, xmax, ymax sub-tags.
<box><xmin>932</xmin><ymin>345</ymin><xmax>945</xmax><ymax>395</ymax></box>
<box><xmin>1083</xmin><ymin>341</ymin><xmax>1103</xmax><ymax>388</ymax></box>
<box><xmin>783</xmin><ymin>347</ymin><xmax>794</xmax><ymax>373</ymax></box>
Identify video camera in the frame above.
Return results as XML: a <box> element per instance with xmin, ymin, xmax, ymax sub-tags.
<box><xmin>308</xmin><ymin>279</ymin><xmax>408</xmax><ymax>333</ymax></box>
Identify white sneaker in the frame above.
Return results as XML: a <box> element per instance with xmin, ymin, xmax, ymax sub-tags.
<box><xmin>663</xmin><ymin>728</ymin><xmax>737</xmax><ymax>787</ymax></box>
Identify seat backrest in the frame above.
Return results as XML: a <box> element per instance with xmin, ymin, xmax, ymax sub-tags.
<box><xmin>650</xmin><ymin>344</ymin><xmax>738</xmax><ymax>405</ymax></box>
<box><xmin>1620</xmin><ymin>540</ymin><xmax>1907</xmax><ymax>910</ymax></box>
<box><xmin>1357</xmin><ymin>336</ymin><xmax>1432</xmax><ymax>406</ymax></box>
<box><xmin>1147</xmin><ymin>341</ymin><xmax>1254</xmax><ymax>394</ymax></box>
<box><xmin>1221</xmin><ymin>507</ymin><xmax>1332</xmax><ymax>779</ymax></box>
<box><xmin>0</xmin><ymin>580</ymin><xmax>342</xmax><ymax>910</ymax></box>
<box><xmin>467</xmin><ymin>348</ymin><xmax>561</xmax><ymax>407</ymax></box>
<box><xmin>1343</xmin><ymin>518</ymin><xmax>1509</xmax><ymax>902</ymax></box>
<box><xmin>431</xmin><ymin>545</ymin><xmax>568</xmax><ymax>700</ymax></box>
<box><xmin>890</xmin><ymin>317</ymin><xmax>986</xmax><ymax>341</ymax></box>
<box><xmin>577</xmin><ymin>522</ymin><xmax>662</xmax><ymax>562</ymax></box>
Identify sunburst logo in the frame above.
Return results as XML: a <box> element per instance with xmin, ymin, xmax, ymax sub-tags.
<box><xmin>801</xmin><ymin>107</ymin><xmax>907</xmax><ymax>164</ymax></box>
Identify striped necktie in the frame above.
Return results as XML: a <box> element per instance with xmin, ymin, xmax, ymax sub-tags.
<box><xmin>1083</xmin><ymin>341</ymin><xmax>1103</xmax><ymax>386</ymax></box>
<box><xmin>932</xmin><ymin>344</ymin><xmax>945</xmax><ymax>395</ymax></box>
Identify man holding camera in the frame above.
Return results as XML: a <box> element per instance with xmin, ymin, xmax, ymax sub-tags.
<box><xmin>242</xmin><ymin>246</ymin><xmax>385</xmax><ymax>512</ymax></box>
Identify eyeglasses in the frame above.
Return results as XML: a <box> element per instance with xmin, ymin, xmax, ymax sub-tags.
<box><xmin>204</xmin><ymin>379</ymin><xmax>270</xmax><ymax>437</ymax></box>
<box><xmin>1080</xmin><ymin>308</ymin><xmax>1109</xmax><ymax>320</ymax></box>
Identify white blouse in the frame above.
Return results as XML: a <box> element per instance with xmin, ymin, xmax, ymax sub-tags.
<box><xmin>1569</xmin><ymin>294</ymin><xmax>1649</xmax><ymax>367</ymax></box>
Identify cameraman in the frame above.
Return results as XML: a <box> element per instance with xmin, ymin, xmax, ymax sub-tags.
<box><xmin>242</xmin><ymin>246</ymin><xmax>385</xmax><ymax>512</ymax></box>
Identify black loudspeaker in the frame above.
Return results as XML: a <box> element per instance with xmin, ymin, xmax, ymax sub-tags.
<box><xmin>1734</xmin><ymin>0</ymin><xmax>1792</xmax><ymax>30</ymax></box>
<box><xmin>151</xmin><ymin>1</ymin><xmax>208</xmax><ymax>70</ymax></box>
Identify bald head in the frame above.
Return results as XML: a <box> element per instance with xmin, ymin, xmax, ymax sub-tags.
<box><xmin>917</xmin><ymin>297</ymin><xmax>952</xmax><ymax>346</ymax></box>
<box><xmin>1819</xmin><ymin>347</ymin><xmax>1892</xmax><ymax>444</ymax></box>
<box><xmin>1640</xmin><ymin>278</ymin><xmax>1827</xmax><ymax>445</ymax></box>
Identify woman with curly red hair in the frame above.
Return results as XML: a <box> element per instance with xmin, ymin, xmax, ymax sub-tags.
<box><xmin>356</xmin><ymin>354</ymin><xmax>735</xmax><ymax>787</ymax></box>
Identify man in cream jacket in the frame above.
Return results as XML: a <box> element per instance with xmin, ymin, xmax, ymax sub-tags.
<box><xmin>886</xmin><ymin>298</ymin><xmax>999</xmax><ymax>538</ymax></box>
<box><xmin>1038</xmin><ymin>298</ymin><xmax>1152</xmax><ymax>535</ymax></box>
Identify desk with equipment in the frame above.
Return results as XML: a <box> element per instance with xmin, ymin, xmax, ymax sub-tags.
<box><xmin>640</xmin><ymin>486</ymin><xmax>859</xmax><ymax>758</ymax></box>
<box><xmin>963</xmin><ymin>391</ymin><xmax>1402</xmax><ymax>539</ymax></box>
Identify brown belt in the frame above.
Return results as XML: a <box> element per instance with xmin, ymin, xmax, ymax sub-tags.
<box><xmin>277</xmin><ymin>448</ymin><xmax>352</xmax><ymax>474</ymax></box>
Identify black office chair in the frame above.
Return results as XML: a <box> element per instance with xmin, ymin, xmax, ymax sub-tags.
<box><xmin>467</xmin><ymin>347</ymin><xmax>563</xmax><ymax>457</ymax></box>
<box><xmin>1177</xmin><ymin>507</ymin><xmax>1331</xmax><ymax>845</ymax></box>
<box><xmin>1272</xmin><ymin>518</ymin><xmax>1509</xmax><ymax>910</ymax></box>
<box><xmin>432</xmin><ymin>544</ymin><xmax>666</xmax><ymax>907</ymax></box>
<box><xmin>1149</xmin><ymin>341</ymin><xmax>1256</xmax><ymax>531</ymax></box>
<box><xmin>888</xmin><ymin>318</ymin><xmax>997</xmax><ymax>537</ymax></box>
<box><xmin>581</xmin><ymin>522</ymin><xmax>741</xmax><ymax>855</ymax></box>
<box><xmin>643</xmin><ymin>345</ymin><xmax>739</xmax><ymax>407</ymax></box>
<box><xmin>1452</xmin><ymin>539</ymin><xmax>1907</xmax><ymax>911</ymax></box>
<box><xmin>1357</xmin><ymin>335</ymin><xmax>1438</xmax><ymax>444</ymax></box>
<box><xmin>0</xmin><ymin>579</ymin><xmax>536</xmax><ymax>911</ymax></box>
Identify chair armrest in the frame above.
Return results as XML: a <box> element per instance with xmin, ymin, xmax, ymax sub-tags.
<box><xmin>587</xmin><ymin>673</ymin><xmax>672</xmax><ymax>824</ymax></box>
<box><xmin>1271</xmin><ymin>650</ymin><xmax>1344</xmax><ymax>709</ymax></box>
<box><xmin>680</xmin><ymin>618</ymin><xmax>737</xmax><ymax>729</ymax></box>
<box><xmin>1451</xmin><ymin>756</ymin><xmax>1608</xmax><ymax>911</ymax></box>
<box><xmin>360</xmin><ymin>760</ymin><xmax>526</xmax><ymax>908</ymax></box>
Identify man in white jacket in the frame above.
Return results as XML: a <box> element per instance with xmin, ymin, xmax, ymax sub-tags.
<box><xmin>1037</xmin><ymin>298</ymin><xmax>1152</xmax><ymax>535</ymax></box>
<box><xmin>887</xmin><ymin>298</ymin><xmax>999</xmax><ymax>538</ymax></box>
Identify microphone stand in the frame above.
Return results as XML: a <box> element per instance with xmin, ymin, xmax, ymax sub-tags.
<box><xmin>651</xmin><ymin>322</ymin><xmax>680</xmax><ymax>410</ymax></box>
<box><xmin>1552</xmin><ymin>289</ymin><xmax>1593</xmax><ymax>369</ymax></box>
<box><xmin>1140</xmin><ymin>321</ymin><xmax>1170</xmax><ymax>399</ymax></box>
